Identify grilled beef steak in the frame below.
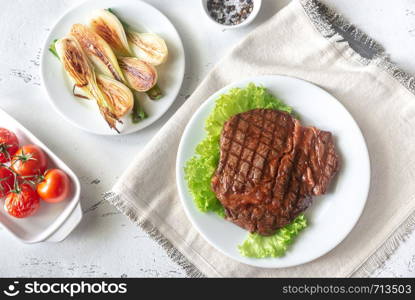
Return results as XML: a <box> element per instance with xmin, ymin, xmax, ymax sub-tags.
<box><xmin>211</xmin><ymin>109</ymin><xmax>340</xmax><ymax>236</ymax></box>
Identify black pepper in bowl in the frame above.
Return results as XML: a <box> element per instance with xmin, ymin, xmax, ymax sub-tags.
<box><xmin>207</xmin><ymin>0</ymin><xmax>254</xmax><ymax>26</ymax></box>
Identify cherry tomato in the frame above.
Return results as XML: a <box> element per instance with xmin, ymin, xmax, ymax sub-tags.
<box><xmin>0</xmin><ymin>128</ymin><xmax>19</xmax><ymax>163</ymax></box>
<box><xmin>37</xmin><ymin>169</ymin><xmax>70</xmax><ymax>203</ymax></box>
<box><xmin>11</xmin><ymin>145</ymin><xmax>47</xmax><ymax>178</ymax></box>
<box><xmin>4</xmin><ymin>184</ymin><xmax>40</xmax><ymax>218</ymax></box>
<box><xmin>0</xmin><ymin>167</ymin><xmax>15</xmax><ymax>198</ymax></box>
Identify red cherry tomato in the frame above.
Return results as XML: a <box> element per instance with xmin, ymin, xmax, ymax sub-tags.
<box><xmin>0</xmin><ymin>167</ymin><xmax>15</xmax><ymax>198</ymax></box>
<box><xmin>37</xmin><ymin>169</ymin><xmax>70</xmax><ymax>203</ymax></box>
<box><xmin>4</xmin><ymin>184</ymin><xmax>40</xmax><ymax>218</ymax></box>
<box><xmin>11</xmin><ymin>145</ymin><xmax>47</xmax><ymax>178</ymax></box>
<box><xmin>0</xmin><ymin>128</ymin><xmax>19</xmax><ymax>163</ymax></box>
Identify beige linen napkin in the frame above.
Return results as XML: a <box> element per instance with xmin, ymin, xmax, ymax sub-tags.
<box><xmin>105</xmin><ymin>0</ymin><xmax>415</xmax><ymax>277</ymax></box>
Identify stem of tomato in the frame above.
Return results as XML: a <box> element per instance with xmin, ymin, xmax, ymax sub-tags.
<box><xmin>0</xmin><ymin>143</ymin><xmax>12</xmax><ymax>161</ymax></box>
<box><xmin>1</xmin><ymin>162</ymin><xmax>23</xmax><ymax>193</ymax></box>
<box><xmin>12</xmin><ymin>148</ymin><xmax>37</xmax><ymax>165</ymax></box>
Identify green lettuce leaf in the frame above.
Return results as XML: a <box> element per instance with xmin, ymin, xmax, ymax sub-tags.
<box><xmin>184</xmin><ymin>83</ymin><xmax>307</xmax><ymax>258</ymax></box>
<box><xmin>238</xmin><ymin>215</ymin><xmax>308</xmax><ymax>258</ymax></box>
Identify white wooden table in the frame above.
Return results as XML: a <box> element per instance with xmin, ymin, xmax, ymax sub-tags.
<box><xmin>0</xmin><ymin>0</ymin><xmax>414</xmax><ymax>277</ymax></box>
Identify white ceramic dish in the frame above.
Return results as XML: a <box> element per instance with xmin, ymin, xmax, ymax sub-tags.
<box><xmin>0</xmin><ymin>108</ymin><xmax>82</xmax><ymax>243</ymax></box>
<box><xmin>41</xmin><ymin>0</ymin><xmax>185</xmax><ymax>135</ymax></box>
<box><xmin>200</xmin><ymin>0</ymin><xmax>262</xmax><ymax>29</ymax></box>
<box><xmin>176</xmin><ymin>75</ymin><xmax>370</xmax><ymax>268</ymax></box>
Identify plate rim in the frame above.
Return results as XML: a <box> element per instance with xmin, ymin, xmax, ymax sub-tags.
<box><xmin>176</xmin><ymin>75</ymin><xmax>371</xmax><ymax>268</ymax></box>
<box><xmin>40</xmin><ymin>0</ymin><xmax>185</xmax><ymax>136</ymax></box>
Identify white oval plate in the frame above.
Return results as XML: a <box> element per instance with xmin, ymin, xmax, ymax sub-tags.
<box><xmin>0</xmin><ymin>107</ymin><xmax>82</xmax><ymax>243</ymax></box>
<box><xmin>41</xmin><ymin>0</ymin><xmax>185</xmax><ymax>135</ymax></box>
<box><xmin>176</xmin><ymin>75</ymin><xmax>370</xmax><ymax>268</ymax></box>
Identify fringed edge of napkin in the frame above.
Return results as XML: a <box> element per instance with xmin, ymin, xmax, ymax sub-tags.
<box><xmin>301</xmin><ymin>0</ymin><xmax>415</xmax><ymax>277</ymax></box>
<box><xmin>103</xmin><ymin>192</ymin><xmax>206</xmax><ymax>278</ymax></box>
<box><xmin>301</xmin><ymin>0</ymin><xmax>415</xmax><ymax>94</ymax></box>
<box><xmin>352</xmin><ymin>212</ymin><xmax>415</xmax><ymax>277</ymax></box>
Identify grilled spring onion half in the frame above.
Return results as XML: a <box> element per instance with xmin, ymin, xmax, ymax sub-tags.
<box><xmin>70</xmin><ymin>24</ymin><xmax>126</xmax><ymax>83</ymax></box>
<box><xmin>127</xmin><ymin>31</ymin><xmax>168</xmax><ymax>66</ymax></box>
<box><xmin>96</xmin><ymin>74</ymin><xmax>133</xmax><ymax>118</ymax></box>
<box><xmin>89</xmin><ymin>9</ymin><xmax>132</xmax><ymax>57</ymax></box>
<box><xmin>118</xmin><ymin>57</ymin><xmax>157</xmax><ymax>93</ymax></box>
<box><xmin>125</xmin><ymin>30</ymin><xmax>166</xmax><ymax>99</ymax></box>
<box><xmin>93</xmin><ymin>8</ymin><xmax>166</xmax><ymax>100</ymax></box>
<box><xmin>54</xmin><ymin>36</ymin><xmax>121</xmax><ymax>132</ymax></box>
<box><xmin>103</xmin><ymin>8</ymin><xmax>168</xmax><ymax>66</ymax></box>
<box><xmin>96</xmin><ymin>74</ymin><xmax>146</xmax><ymax>123</ymax></box>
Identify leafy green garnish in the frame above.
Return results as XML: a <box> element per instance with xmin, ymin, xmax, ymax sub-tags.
<box><xmin>184</xmin><ymin>83</ymin><xmax>307</xmax><ymax>258</ymax></box>
<box><xmin>49</xmin><ymin>39</ymin><xmax>59</xmax><ymax>59</ymax></box>
<box><xmin>146</xmin><ymin>84</ymin><xmax>163</xmax><ymax>100</ymax></box>
<box><xmin>185</xmin><ymin>140</ymin><xmax>224</xmax><ymax>216</ymax></box>
<box><xmin>131</xmin><ymin>95</ymin><xmax>147</xmax><ymax>123</ymax></box>
<box><xmin>238</xmin><ymin>215</ymin><xmax>308</xmax><ymax>258</ymax></box>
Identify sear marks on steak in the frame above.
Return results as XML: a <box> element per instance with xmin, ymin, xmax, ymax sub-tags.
<box><xmin>211</xmin><ymin>109</ymin><xmax>340</xmax><ymax>236</ymax></box>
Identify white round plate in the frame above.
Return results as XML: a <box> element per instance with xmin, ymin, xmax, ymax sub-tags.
<box><xmin>176</xmin><ymin>75</ymin><xmax>370</xmax><ymax>268</ymax></box>
<box><xmin>41</xmin><ymin>0</ymin><xmax>185</xmax><ymax>135</ymax></box>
